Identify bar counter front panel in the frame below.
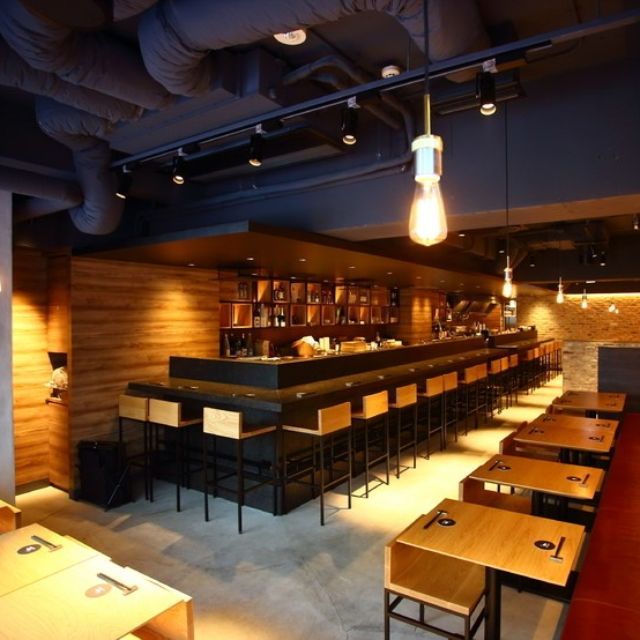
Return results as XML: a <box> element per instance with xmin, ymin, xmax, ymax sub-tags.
<box><xmin>128</xmin><ymin>333</ymin><xmax>536</xmax><ymax>513</ymax></box>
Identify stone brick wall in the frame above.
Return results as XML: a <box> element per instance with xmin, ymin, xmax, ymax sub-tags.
<box><xmin>518</xmin><ymin>293</ymin><xmax>640</xmax><ymax>391</ymax></box>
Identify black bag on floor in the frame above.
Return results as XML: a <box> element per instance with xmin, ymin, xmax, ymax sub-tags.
<box><xmin>77</xmin><ymin>440</ymin><xmax>131</xmax><ymax>509</ymax></box>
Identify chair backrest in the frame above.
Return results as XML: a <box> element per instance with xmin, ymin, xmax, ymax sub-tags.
<box><xmin>475</xmin><ymin>363</ymin><xmax>488</xmax><ymax>380</ymax></box>
<box><xmin>119</xmin><ymin>394</ymin><xmax>148</xmax><ymax>421</ymax></box>
<box><xmin>148</xmin><ymin>398</ymin><xmax>182</xmax><ymax>427</ymax></box>
<box><xmin>203</xmin><ymin>407</ymin><xmax>243</xmax><ymax>438</ymax></box>
<box><xmin>533</xmin><ymin>347</ymin><xmax>540</xmax><ymax>359</ymax></box>
<box><xmin>394</xmin><ymin>384</ymin><xmax>417</xmax><ymax>408</ymax></box>
<box><xmin>443</xmin><ymin>371</ymin><xmax>458</xmax><ymax>391</ymax></box>
<box><xmin>509</xmin><ymin>354</ymin><xmax>518</xmax><ymax>368</ymax></box>
<box><xmin>500</xmin><ymin>357</ymin><xmax>510</xmax><ymax>372</ymax></box>
<box><xmin>462</xmin><ymin>366</ymin><xmax>477</xmax><ymax>384</ymax></box>
<box><xmin>318</xmin><ymin>402</ymin><xmax>352</xmax><ymax>434</ymax></box>
<box><xmin>362</xmin><ymin>390</ymin><xmax>389</xmax><ymax>419</ymax></box>
<box><xmin>489</xmin><ymin>359</ymin><xmax>502</xmax><ymax>375</ymax></box>
<box><xmin>425</xmin><ymin>376</ymin><xmax>444</xmax><ymax>398</ymax></box>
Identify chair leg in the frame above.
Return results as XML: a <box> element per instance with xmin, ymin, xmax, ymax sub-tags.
<box><xmin>412</xmin><ymin>405</ymin><xmax>418</xmax><ymax>468</ymax></box>
<box><xmin>203</xmin><ymin>434</ymin><xmax>210</xmax><ymax>522</ymax></box>
<box><xmin>176</xmin><ymin>427</ymin><xmax>182</xmax><ymax>513</ymax></box>
<box><xmin>396</xmin><ymin>408</ymin><xmax>402</xmax><ymax>479</ymax></box>
<box><xmin>237</xmin><ymin>439</ymin><xmax>244</xmax><ymax>534</ymax></box>
<box><xmin>320</xmin><ymin>436</ymin><xmax>325</xmax><ymax>526</ymax></box>
<box><xmin>385</xmin><ymin>415</ymin><xmax>390</xmax><ymax>485</ymax></box>
<box><xmin>347</xmin><ymin>429</ymin><xmax>353</xmax><ymax>510</ymax></box>
<box><xmin>384</xmin><ymin>589</ymin><xmax>390</xmax><ymax>640</ymax></box>
<box><xmin>364</xmin><ymin>420</ymin><xmax>370</xmax><ymax>498</ymax></box>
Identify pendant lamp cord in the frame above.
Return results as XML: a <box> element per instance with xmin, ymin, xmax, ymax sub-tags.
<box><xmin>423</xmin><ymin>0</ymin><xmax>431</xmax><ymax>135</ymax></box>
<box><xmin>504</xmin><ymin>101</ymin><xmax>510</xmax><ymax>260</ymax></box>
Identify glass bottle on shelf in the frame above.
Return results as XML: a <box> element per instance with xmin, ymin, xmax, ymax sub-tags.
<box><xmin>223</xmin><ymin>333</ymin><xmax>231</xmax><ymax>357</ymax></box>
<box><xmin>246</xmin><ymin>333</ymin><xmax>254</xmax><ymax>357</ymax></box>
<box><xmin>253</xmin><ymin>305</ymin><xmax>261</xmax><ymax>328</ymax></box>
<box><xmin>240</xmin><ymin>333</ymin><xmax>247</xmax><ymax>357</ymax></box>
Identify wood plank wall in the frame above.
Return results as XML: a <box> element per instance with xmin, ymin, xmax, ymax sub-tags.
<box><xmin>396</xmin><ymin>288</ymin><xmax>436</xmax><ymax>344</ymax></box>
<box><xmin>68</xmin><ymin>258</ymin><xmax>219</xmax><ymax>491</ymax></box>
<box><xmin>47</xmin><ymin>255</ymin><xmax>71</xmax><ymax>489</ymax></box>
<box><xmin>12</xmin><ymin>248</ymin><xmax>50</xmax><ymax>486</ymax></box>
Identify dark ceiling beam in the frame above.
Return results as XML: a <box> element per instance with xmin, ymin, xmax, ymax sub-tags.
<box><xmin>110</xmin><ymin>7</ymin><xmax>640</xmax><ymax>169</ymax></box>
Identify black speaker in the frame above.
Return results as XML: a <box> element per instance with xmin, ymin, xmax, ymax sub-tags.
<box><xmin>78</xmin><ymin>440</ymin><xmax>131</xmax><ymax>508</ymax></box>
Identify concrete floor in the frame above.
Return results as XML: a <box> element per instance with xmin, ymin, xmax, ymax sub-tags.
<box><xmin>17</xmin><ymin>377</ymin><xmax>567</xmax><ymax>640</ymax></box>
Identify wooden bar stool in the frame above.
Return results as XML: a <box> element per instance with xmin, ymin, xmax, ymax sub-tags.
<box><xmin>508</xmin><ymin>354</ymin><xmax>519</xmax><ymax>406</ymax></box>
<box><xmin>389</xmin><ymin>384</ymin><xmax>418</xmax><ymax>479</ymax></box>
<box><xmin>148</xmin><ymin>398</ymin><xmax>202</xmax><ymax>512</ymax></box>
<box><xmin>283</xmin><ymin>402</ymin><xmax>352</xmax><ymax>526</ymax></box>
<box><xmin>352</xmin><ymin>390</ymin><xmax>390</xmax><ymax>498</ymax></box>
<box><xmin>488</xmin><ymin>359</ymin><xmax>503</xmax><ymax>415</ymax></box>
<box><xmin>459</xmin><ymin>366</ymin><xmax>478</xmax><ymax>434</ymax></box>
<box><xmin>474</xmin><ymin>363</ymin><xmax>489</xmax><ymax>422</ymax></box>
<box><xmin>419</xmin><ymin>376</ymin><xmax>444</xmax><ymax>458</ymax></box>
<box><xmin>443</xmin><ymin>371</ymin><xmax>459</xmax><ymax>444</ymax></box>
<box><xmin>117</xmin><ymin>394</ymin><xmax>150</xmax><ymax>502</ymax></box>
<box><xmin>203</xmin><ymin>407</ymin><xmax>277</xmax><ymax>533</ymax></box>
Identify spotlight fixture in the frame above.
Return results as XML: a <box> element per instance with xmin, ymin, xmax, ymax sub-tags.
<box><xmin>341</xmin><ymin>97</ymin><xmax>359</xmax><ymax>145</ymax></box>
<box><xmin>528</xmin><ymin>253</ymin><xmax>536</xmax><ymax>268</ymax></box>
<box><xmin>580</xmin><ymin>288</ymin><xmax>588</xmax><ymax>309</ymax></box>
<box><xmin>408</xmin><ymin>1</ymin><xmax>447</xmax><ymax>247</ymax></box>
<box><xmin>634</xmin><ymin>214</ymin><xmax>639</xmax><ymax>231</ymax></box>
<box><xmin>476</xmin><ymin>60</ymin><xmax>497</xmax><ymax>116</ymax></box>
<box><xmin>273</xmin><ymin>29</ymin><xmax>307</xmax><ymax>45</ymax></box>
<box><xmin>172</xmin><ymin>148</ymin><xmax>186</xmax><ymax>185</ymax></box>
<box><xmin>556</xmin><ymin>276</ymin><xmax>565</xmax><ymax>304</ymax></box>
<box><xmin>599</xmin><ymin>251</ymin><xmax>607</xmax><ymax>267</ymax></box>
<box><xmin>115</xmin><ymin>164</ymin><xmax>132</xmax><ymax>200</ymax></box>
<box><xmin>248</xmin><ymin>124</ymin><xmax>264</xmax><ymax>167</ymax></box>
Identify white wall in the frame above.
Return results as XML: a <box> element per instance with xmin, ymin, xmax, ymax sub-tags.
<box><xmin>0</xmin><ymin>190</ymin><xmax>15</xmax><ymax>502</ymax></box>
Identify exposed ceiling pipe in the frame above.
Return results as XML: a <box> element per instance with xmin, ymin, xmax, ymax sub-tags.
<box><xmin>138</xmin><ymin>0</ymin><xmax>489</xmax><ymax>97</ymax></box>
<box><xmin>0</xmin><ymin>39</ymin><xmax>142</xmax><ymax>122</ymax></box>
<box><xmin>36</xmin><ymin>97</ymin><xmax>124</xmax><ymax>235</ymax></box>
<box><xmin>114</xmin><ymin>0</ymin><xmax>158</xmax><ymax>21</ymax></box>
<box><xmin>0</xmin><ymin>0</ymin><xmax>173</xmax><ymax>110</ymax></box>
<box><xmin>0</xmin><ymin>166</ymin><xmax>82</xmax><ymax>222</ymax></box>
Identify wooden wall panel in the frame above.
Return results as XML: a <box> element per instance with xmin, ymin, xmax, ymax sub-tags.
<box><xmin>68</xmin><ymin>258</ymin><xmax>219</xmax><ymax>491</ymax></box>
<box><xmin>395</xmin><ymin>288</ymin><xmax>436</xmax><ymax>344</ymax></box>
<box><xmin>12</xmin><ymin>248</ymin><xmax>50</xmax><ymax>486</ymax></box>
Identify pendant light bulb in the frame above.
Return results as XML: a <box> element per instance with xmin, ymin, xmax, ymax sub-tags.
<box><xmin>608</xmin><ymin>302</ymin><xmax>616</xmax><ymax>313</ymax></box>
<box><xmin>556</xmin><ymin>277</ymin><xmax>565</xmax><ymax>304</ymax></box>
<box><xmin>408</xmin><ymin>180</ymin><xmax>447</xmax><ymax>246</ymax></box>
<box><xmin>580</xmin><ymin>289</ymin><xmax>588</xmax><ymax>309</ymax></box>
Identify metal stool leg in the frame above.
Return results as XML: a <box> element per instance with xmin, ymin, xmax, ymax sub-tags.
<box><xmin>237</xmin><ymin>439</ymin><xmax>244</xmax><ymax>534</ymax></box>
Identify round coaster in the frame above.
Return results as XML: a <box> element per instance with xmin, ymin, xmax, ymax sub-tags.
<box><xmin>566</xmin><ymin>475</ymin><xmax>581</xmax><ymax>482</ymax></box>
<box><xmin>85</xmin><ymin>583</ymin><xmax>112</xmax><ymax>598</ymax></box>
<box><xmin>17</xmin><ymin>544</ymin><xmax>41</xmax><ymax>555</ymax></box>
<box><xmin>437</xmin><ymin>518</ymin><xmax>456</xmax><ymax>527</ymax></box>
<box><xmin>534</xmin><ymin>540</ymin><xmax>555</xmax><ymax>550</ymax></box>
<box><xmin>497</xmin><ymin>464</ymin><xmax>511</xmax><ymax>471</ymax></box>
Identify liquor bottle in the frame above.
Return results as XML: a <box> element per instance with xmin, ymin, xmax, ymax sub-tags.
<box><xmin>246</xmin><ymin>332</ymin><xmax>254</xmax><ymax>357</ymax></box>
<box><xmin>223</xmin><ymin>333</ymin><xmax>231</xmax><ymax>357</ymax></box>
<box><xmin>240</xmin><ymin>333</ymin><xmax>247</xmax><ymax>357</ymax></box>
<box><xmin>253</xmin><ymin>305</ymin><xmax>261</xmax><ymax>328</ymax></box>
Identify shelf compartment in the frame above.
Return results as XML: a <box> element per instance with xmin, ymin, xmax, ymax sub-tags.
<box><xmin>231</xmin><ymin>303</ymin><xmax>252</xmax><ymax>328</ymax></box>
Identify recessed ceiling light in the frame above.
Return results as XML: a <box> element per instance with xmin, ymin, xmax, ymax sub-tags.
<box><xmin>386</xmin><ymin>271</ymin><xmax>393</xmax><ymax>275</ymax></box>
<box><xmin>187</xmin><ymin>263</ymin><xmax>196</xmax><ymax>267</ymax></box>
<box><xmin>475</xmin><ymin>285</ymin><xmax>480</xmax><ymax>288</ymax></box>
<box><xmin>459</xmin><ymin>283</ymin><xmax>464</xmax><ymax>286</ymax></box>
<box><xmin>348</xmin><ymin>266</ymin><xmax>356</xmax><ymax>269</ymax></box>
<box><xmin>458</xmin><ymin>232</ymin><xmax>466</xmax><ymax>237</ymax></box>
<box><xmin>586</xmin><ymin>280</ymin><xmax>596</xmax><ymax>284</ymax></box>
<box><xmin>273</xmin><ymin>29</ymin><xmax>307</xmax><ymax>45</ymax></box>
<box><xmin>246</xmin><ymin>257</ymin><xmax>255</xmax><ymax>261</ymax></box>
<box><xmin>298</xmin><ymin>257</ymin><xmax>307</xmax><ymax>262</ymax></box>
<box><xmin>440</xmin><ymin>280</ymin><xmax>445</xmax><ymax>284</ymax></box>
<box><xmin>251</xmin><ymin>272</ymin><xmax>258</xmax><ymax>276</ymax></box>
<box><xmin>291</xmin><ymin>276</ymin><xmax>296</xmax><ymax>279</ymax></box>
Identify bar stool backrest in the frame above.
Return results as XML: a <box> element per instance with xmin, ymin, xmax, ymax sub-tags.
<box><xmin>523</xmin><ymin>349</ymin><xmax>533</xmax><ymax>361</ymax></box>
<box><xmin>149</xmin><ymin>398</ymin><xmax>182</xmax><ymax>427</ymax></box>
<box><xmin>500</xmin><ymin>357</ymin><xmax>509</xmax><ymax>372</ymax></box>
<box><xmin>203</xmin><ymin>407</ymin><xmax>243</xmax><ymax>438</ymax></box>
<box><xmin>443</xmin><ymin>371</ymin><xmax>458</xmax><ymax>391</ymax></box>
<box><xmin>425</xmin><ymin>376</ymin><xmax>444</xmax><ymax>397</ymax></box>
<box><xmin>489</xmin><ymin>359</ymin><xmax>502</xmax><ymax>375</ymax></box>
<box><xmin>394</xmin><ymin>384</ymin><xmax>417</xmax><ymax>408</ymax></box>
<box><xmin>318</xmin><ymin>402</ymin><xmax>352</xmax><ymax>434</ymax></box>
<box><xmin>462</xmin><ymin>366</ymin><xmax>477</xmax><ymax>384</ymax></box>
<box><xmin>533</xmin><ymin>347</ymin><xmax>540</xmax><ymax>359</ymax></box>
<box><xmin>362</xmin><ymin>390</ymin><xmax>389</xmax><ymax>419</ymax></box>
<box><xmin>509</xmin><ymin>354</ymin><xmax>518</xmax><ymax>368</ymax></box>
<box><xmin>119</xmin><ymin>394</ymin><xmax>148</xmax><ymax>421</ymax></box>
<box><xmin>475</xmin><ymin>363</ymin><xmax>488</xmax><ymax>380</ymax></box>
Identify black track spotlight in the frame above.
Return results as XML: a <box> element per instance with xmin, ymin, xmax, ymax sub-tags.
<box><xmin>634</xmin><ymin>214</ymin><xmax>639</xmax><ymax>231</ymax></box>
<box><xmin>599</xmin><ymin>251</ymin><xmax>607</xmax><ymax>267</ymax></box>
<box><xmin>115</xmin><ymin>165</ymin><xmax>132</xmax><ymax>200</ymax></box>
<box><xmin>248</xmin><ymin>124</ymin><xmax>264</xmax><ymax>167</ymax></box>
<box><xmin>172</xmin><ymin>148</ymin><xmax>186</xmax><ymax>185</ymax></box>
<box><xmin>341</xmin><ymin>97</ymin><xmax>359</xmax><ymax>145</ymax></box>
<box><xmin>477</xmin><ymin>72</ymin><xmax>497</xmax><ymax>116</ymax></box>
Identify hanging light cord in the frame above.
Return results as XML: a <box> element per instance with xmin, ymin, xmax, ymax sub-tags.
<box><xmin>422</xmin><ymin>1</ymin><xmax>431</xmax><ymax>136</ymax></box>
<box><xmin>504</xmin><ymin>102</ymin><xmax>510</xmax><ymax>260</ymax></box>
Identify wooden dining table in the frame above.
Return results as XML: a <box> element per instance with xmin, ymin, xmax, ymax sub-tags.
<box><xmin>552</xmin><ymin>390</ymin><xmax>626</xmax><ymax>415</ymax></box>
<box><xmin>394</xmin><ymin>498</ymin><xmax>585</xmax><ymax>640</ymax></box>
<box><xmin>514</xmin><ymin>421</ymin><xmax>615</xmax><ymax>464</ymax></box>
<box><xmin>530</xmin><ymin>412</ymin><xmax>619</xmax><ymax>434</ymax></box>
<box><xmin>468</xmin><ymin>454</ymin><xmax>604</xmax><ymax>517</ymax></box>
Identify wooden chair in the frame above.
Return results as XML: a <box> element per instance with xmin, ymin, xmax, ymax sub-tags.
<box><xmin>474</xmin><ymin>363</ymin><xmax>489</xmax><ymax>422</ymax></box>
<box><xmin>148</xmin><ymin>398</ymin><xmax>202</xmax><ymax>512</ymax></box>
<box><xmin>459</xmin><ymin>366</ymin><xmax>479</xmax><ymax>433</ymax></box>
<box><xmin>352</xmin><ymin>390</ymin><xmax>390</xmax><ymax>498</ymax></box>
<box><xmin>443</xmin><ymin>371</ymin><xmax>460</xmax><ymax>443</ymax></box>
<box><xmin>389</xmin><ymin>384</ymin><xmax>418</xmax><ymax>479</ymax></box>
<box><xmin>385</xmin><ymin>541</ymin><xmax>486</xmax><ymax>640</ymax></box>
<box><xmin>488</xmin><ymin>359</ymin><xmax>503</xmax><ymax>415</ymax></box>
<box><xmin>508</xmin><ymin>354</ymin><xmax>519</xmax><ymax>406</ymax></box>
<box><xmin>0</xmin><ymin>500</ymin><xmax>21</xmax><ymax>532</ymax></box>
<box><xmin>419</xmin><ymin>375</ymin><xmax>444</xmax><ymax>458</ymax></box>
<box><xmin>117</xmin><ymin>394</ymin><xmax>150</xmax><ymax>503</ymax></box>
<box><xmin>283</xmin><ymin>402</ymin><xmax>352</xmax><ymax>526</ymax></box>
<box><xmin>203</xmin><ymin>407</ymin><xmax>277</xmax><ymax>533</ymax></box>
